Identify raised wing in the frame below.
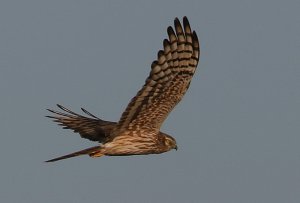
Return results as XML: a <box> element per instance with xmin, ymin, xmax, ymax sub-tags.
<box><xmin>47</xmin><ymin>104</ymin><xmax>117</xmax><ymax>142</ymax></box>
<box><xmin>116</xmin><ymin>17</ymin><xmax>200</xmax><ymax>133</ymax></box>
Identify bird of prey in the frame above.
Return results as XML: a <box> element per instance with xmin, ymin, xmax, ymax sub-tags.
<box><xmin>46</xmin><ymin>16</ymin><xmax>200</xmax><ymax>162</ymax></box>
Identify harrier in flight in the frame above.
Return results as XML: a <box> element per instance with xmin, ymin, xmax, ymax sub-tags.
<box><xmin>46</xmin><ymin>16</ymin><xmax>200</xmax><ymax>162</ymax></box>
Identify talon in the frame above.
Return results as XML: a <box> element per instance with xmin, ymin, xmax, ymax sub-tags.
<box><xmin>89</xmin><ymin>152</ymin><xmax>103</xmax><ymax>158</ymax></box>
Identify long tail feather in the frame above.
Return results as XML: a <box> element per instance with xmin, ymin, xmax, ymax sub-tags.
<box><xmin>45</xmin><ymin>145</ymin><xmax>102</xmax><ymax>162</ymax></box>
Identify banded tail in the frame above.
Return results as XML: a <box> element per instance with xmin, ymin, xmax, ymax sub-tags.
<box><xmin>45</xmin><ymin>145</ymin><xmax>103</xmax><ymax>162</ymax></box>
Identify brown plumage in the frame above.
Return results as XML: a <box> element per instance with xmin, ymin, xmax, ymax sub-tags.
<box><xmin>46</xmin><ymin>16</ymin><xmax>200</xmax><ymax>162</ymax></box>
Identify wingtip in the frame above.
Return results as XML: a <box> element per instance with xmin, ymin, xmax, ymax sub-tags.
<box><xmin>157</xmin><ymin>50</ymin><xmax>164</xmax><ymax>58</ymax></box>
<box><xmin>46</xmin><ymin>108</ymin><xmax>55</xmax><ymax>113</ymax></box>
<box><xmin>56</xmin><ymin>104</ymin><xmax>65</xmax><ymax>110</ymax></box>
<box><xmin>45</xmin><ymin>157</ymin><xmax>58</xmax><ymax>162</ymax></box>
<box><xmin>167</xmin><ymin>26</ymin><xmax>174</xmax><ymax>35</ymax></box>
<box><xmin>163</xmin><ymin>39</ymin><xmax>170</xmax><ymax>46</ymax></box>
<box><xmin>183</xmin><ymin>16</ymin><xmax>191</xmax><ymax>32</ymax></box>
<box><xmin>192</xmin><ymin>31</ymin><xmax>200</xmax><ymax>47</ymax></box>
<box><xmin>174</xmin><ymin>17</ymin><xmax>180</xmax><ymax>25</ymax></box>
<box><xmin>45</xmin><ymin>160</ymin><xmax>53</xmax><ymax>163</ymax></box>
<box><xmin>45</xmin><ymin>158</ymin><xmax>62</xmax><ymax>163</ymax></box>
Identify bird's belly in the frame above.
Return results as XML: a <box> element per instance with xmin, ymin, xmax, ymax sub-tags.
<box><xmin>103</xmin><ymin>140</ymin><xmax>161</xmax><ymax>156</ymax></box>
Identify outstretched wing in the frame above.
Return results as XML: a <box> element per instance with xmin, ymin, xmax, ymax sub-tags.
<box><xmin>116</xmin><ymin>16</ymin><xmax>200</xmax><ymax>133</ymax></box>
<box><xmin>47</xmin><ymin>104</ymin><xmax>117</xmax><ymax>142</ymax></box>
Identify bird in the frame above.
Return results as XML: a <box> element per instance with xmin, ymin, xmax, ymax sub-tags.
<box><xmin>46</xmin><ymin>16</ymin><xmax>200</xmax><ymax>162</ymax></box>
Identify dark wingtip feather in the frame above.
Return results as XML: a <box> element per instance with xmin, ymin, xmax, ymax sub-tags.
<box><xmin>46</xmin><ymin>108</ymin><xmax>56</xmax><ymax>114</ymax></box>
<box><xmin>151</xmin><ymin>60</ymin><xmax>158</xmax><ymax>69</ymax></box>
<box><xmin>183</xmin><ymin>16</ymin><xmax>191</xmax><ymax>32</ymax></box>
<box><xmin>81</xmin><ymin>108</ymin><xmax>100</xmax><ymax>119</ymax></box>
<box><xmin>192</xmin><ymin>31</ymin><xmax>200</xmax><ymax>48</ymax></box>
<box><xmin>167</xmin><ymin>26</ymin><xmax>175</xmax><ymax>36</ymax></box>
<box><xmin>45</xmin><ymin>115</ymin><xmax>55</xmax><ymax>119</ymax></box>
<box><xmin>174</xmin><ymin>17</ymin><xmax>180</xmax><ymax>26</ymax></box>
<box><xmin>57</xmin><ymin>104</ymin><xmax>68</xmax><ymax>111</ymax></box>
<box><xmin>174</xmin><ymin>17</ymin><xmax>184</xmax><ymax>34</ymax></box>
<box><xmin>157</xmin><ymin>50</ymin><xmax>164</xmax><ymax>58</ymax></box>
<box><xmin>163</xmin><ymin>39</ymin><xmax>170</xmax><ymax>47</ymax></box>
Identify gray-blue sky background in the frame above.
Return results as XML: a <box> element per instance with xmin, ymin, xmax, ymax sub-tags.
<box><xmin>1</xmin><ymin>0</ymin><xmax>299</xmax><ymax>202</ymax></box>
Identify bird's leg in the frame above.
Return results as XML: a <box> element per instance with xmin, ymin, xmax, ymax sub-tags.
<box><xmin>89</xmin><ymin>151</ymin><xmax>104</xmax><ymax>158</ymax></box>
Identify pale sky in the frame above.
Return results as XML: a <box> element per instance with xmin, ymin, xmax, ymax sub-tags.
<box><xmin>1</xmin><ymin>0</ymin><xmax>299</xmax><ymax>202</ymax></box>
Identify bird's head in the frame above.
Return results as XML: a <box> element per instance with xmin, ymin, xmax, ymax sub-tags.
<box><xmin>160</xmin><ymin>133</ymin><xmax>178</xmax><ymax>151</ymax></box>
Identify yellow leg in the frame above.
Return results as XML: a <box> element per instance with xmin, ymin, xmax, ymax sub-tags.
<box><xmin>89</xmin><ymin>151</ymin><xmax>104</xmax><ymax>158</ymax></box>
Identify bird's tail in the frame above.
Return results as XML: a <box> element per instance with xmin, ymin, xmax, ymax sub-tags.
<box><xmin>45</xmin><ymin>145</ymin><xmax>103</xmax><ymax>162</ymax></box>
